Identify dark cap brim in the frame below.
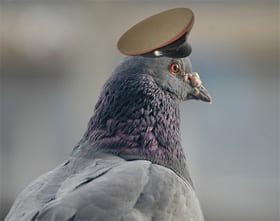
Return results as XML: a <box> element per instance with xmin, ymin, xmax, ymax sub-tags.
<box><xmin>117</xmin><ymin>8</ymin><xmax>194</xmax><ymax>58</ymax></box>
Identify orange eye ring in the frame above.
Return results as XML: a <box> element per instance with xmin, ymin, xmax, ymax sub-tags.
<box><xmin>169</xmin><ymin>63</ymin><xmax>180</xmax><ymax>74</ymax></box>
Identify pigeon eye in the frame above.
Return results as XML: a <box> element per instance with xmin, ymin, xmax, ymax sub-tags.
<box><xmin>169</xmin><ymin>63</ymin><xmax>180</xmax><ymax>74</ymax></box>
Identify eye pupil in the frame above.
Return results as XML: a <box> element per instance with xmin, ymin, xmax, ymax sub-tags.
<box><xmin>169</xmin><ymin>63</ymin><xmax>180</xmax><ymax>74</ymax></box>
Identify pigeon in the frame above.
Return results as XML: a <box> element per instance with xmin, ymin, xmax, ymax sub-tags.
<box><xmin>5</xmin><ymin>8</ymin><xmax>211</xmax><ymax>221</ymax></box>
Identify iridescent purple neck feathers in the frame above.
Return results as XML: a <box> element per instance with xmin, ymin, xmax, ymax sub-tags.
<box><xmin>75</xmin><ymin>66</ymin><xmax>192</xmax><ymax>185</ymax></box>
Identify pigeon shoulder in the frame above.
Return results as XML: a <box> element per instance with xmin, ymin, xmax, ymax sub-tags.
<box><xmin>31</xmin><ymin>158</ymin><xmax>152</xmax><ymax>221</ymax></box>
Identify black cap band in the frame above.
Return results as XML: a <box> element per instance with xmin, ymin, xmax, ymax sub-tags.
<box><xmin>141</xmin><ymin>34</ymin><xmax>192</xmax><ymax>58</ymax></box>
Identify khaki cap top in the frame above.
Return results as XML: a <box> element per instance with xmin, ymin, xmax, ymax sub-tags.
<box><xmin>117</xmin><ymin>8</ymin><xmax>194</xmax><ymax>58</ymax></box>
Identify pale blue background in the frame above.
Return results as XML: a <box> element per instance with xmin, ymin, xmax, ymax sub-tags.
<box><xmin>1</xmin><ymin>1</ymin><xmax>279</xmax><ymax>220</ymax></box>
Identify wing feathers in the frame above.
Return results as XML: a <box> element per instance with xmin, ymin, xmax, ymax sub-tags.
<box><xmin>6</xmin><ymin>155</ymin><xmax>203</xmax><ymax>221</ymax></box>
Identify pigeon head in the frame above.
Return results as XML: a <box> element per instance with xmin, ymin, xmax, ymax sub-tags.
<box><xmin>75</xmin><ymin>55</ymin><xmax>211</xmax><ymax>185</ymax></box>
<box><xmin>129</xmin><ymin>56</ymin><xmax>211</xmax><ymax>103</ymax></box>
<box><xmin>114</xmin><ymin>8</ymin><xmax>212</xmax><ymax>104</ymax></box>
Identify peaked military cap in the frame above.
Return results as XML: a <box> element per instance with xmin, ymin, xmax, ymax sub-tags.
<box><xmin>117</xmin><ymin>8</ymin><xmax>194</xmax><ymax>58</ymax></box>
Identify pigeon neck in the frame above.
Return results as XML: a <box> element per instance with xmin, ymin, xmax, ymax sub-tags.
<box><xmin>76</xmin><ymin>74</ymin><xmax>192</xmax><ymax>184</ymax></box>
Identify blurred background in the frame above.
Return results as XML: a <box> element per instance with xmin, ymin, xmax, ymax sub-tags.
<box><xmin>0</xmin><ymin>0</ymin><xmax>279</xmax><ymax>220</ymax></box>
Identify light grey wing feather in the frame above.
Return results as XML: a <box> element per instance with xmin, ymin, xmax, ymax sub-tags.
<box><xmin>32</xmin><ymin>203</ymin><xmax>76</xmax><ymax>221</ymax></box>
<box><xmin>35</xmin><ymin>159</ymin><xmax>152</xmax><ymax>221</ymax></box>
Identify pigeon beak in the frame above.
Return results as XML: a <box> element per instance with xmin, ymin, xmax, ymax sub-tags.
<box><xmin>184</xmin><ymin>72</ymin><xmax>212</xmax><ymax>103</ymax></box>
<box><xmin>188</xmin><ymin>84</ymin><xmax>212</xmax><ymax>103</ymax></box>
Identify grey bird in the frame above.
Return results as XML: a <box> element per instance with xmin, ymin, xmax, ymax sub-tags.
<box><xmin>5</xmin><ymin>55</ymin><xmax>211</xmax><ymax>221</ymax></box>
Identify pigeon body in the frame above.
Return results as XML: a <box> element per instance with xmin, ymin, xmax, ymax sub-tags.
<box><xmin>5</xmin><ymin>56</ymin><xmax>209</xmax><ymax>221</ymax></box>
